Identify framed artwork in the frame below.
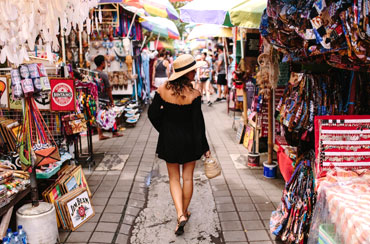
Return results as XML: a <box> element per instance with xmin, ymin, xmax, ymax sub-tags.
<box><xmin>65</xmin><ymin>188</ymin><xmax>95</xmax><ymax>231</ymax></box>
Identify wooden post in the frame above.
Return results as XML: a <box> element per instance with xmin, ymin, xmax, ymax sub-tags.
<box><xmin>243</xmin><ymin>90</ymin><xmax>248</xmax><ymax>125</ymax></box>
<box><xmin>268</xmin><ymin>88</ymin><xmax>274</xmax><ymax>164</ymax></box>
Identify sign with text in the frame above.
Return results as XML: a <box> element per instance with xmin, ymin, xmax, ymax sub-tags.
<box><xmin>50</xmin><ymin>79</ymin><xmax>75</xmax><ymax>111</ymax></box>
<box><xmin>66</xmin><ymin>189</ymin><xmax>94</xmax><ymax>230</ymax></box>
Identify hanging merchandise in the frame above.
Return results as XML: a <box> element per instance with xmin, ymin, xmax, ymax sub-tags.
<box><xmin>270</xmin><ymin>152</ymin><xmax>316</xmax><ymax>243</ymax></box>
<box><xmin>19</xmin><ymin>65</ymin><xmax>35</xmax><ymax>96</ymax></box>
<box><xmin>27</xmin><ymin>64</ymin><xmax>42</xmax><ymax>93</ymax></box>
<box><xmin>19</xmin><ymin>98</ymin><xmax>61</xmax><ymax>168</ymax></box>
<box><xmin>274</xmin><ymin>69</ymin><xmax>369</xmax><ymax>149</ymax></box>
<box><xmin>37</xmin><ymin>64</ymin><xmax>51</xmax><ymax>92</ymax></box>
<box><xmin>10</xmin><ymin>69</ymin><xmax>24</xmax><ymax>100</ymax></box>
<box><xmin>62</xmin><ymin>114</ymin><xmax>87</xmax><ymax>136</ymax></box>
<box><xmin>0</xmin><ymin>0</ymin><xmax>99</xmax><ymax>66</ymax></box>
<box><xmin>260</xmin><ymin>0</ymin><xmax>370</xmax><ymax>71</ymax></box>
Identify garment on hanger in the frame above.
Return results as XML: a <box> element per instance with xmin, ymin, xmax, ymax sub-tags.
<box><xmin>141</xmin><ymin>50</ymin><xmax>150</xmax><ymax>100</ymax></box>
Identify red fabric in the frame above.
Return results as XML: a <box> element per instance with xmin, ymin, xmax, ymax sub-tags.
<box><xmin>277</xmin><ymin>146</ymin><xmax>294</xmax><ymax>182</ymax></box>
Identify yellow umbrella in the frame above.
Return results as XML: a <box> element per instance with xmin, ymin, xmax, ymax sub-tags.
<box><xmin>229</xmin><ymin>0</ymin><xmax>267</xmax><ymax>28</ymax></box>
<box><xmin>186</xmin><ymin>24</ymin><xmax>232</xmax><ymax>40</ymax></box>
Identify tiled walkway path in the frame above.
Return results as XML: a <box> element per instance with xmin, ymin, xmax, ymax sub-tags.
<box><xmin>60</xmin><ymin>100</ymin><xmax>284</xmax><ymax>244</ymax></box>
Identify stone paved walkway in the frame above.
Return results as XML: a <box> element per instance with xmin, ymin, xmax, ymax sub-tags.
<box><xmin>60</xmin><ymin>99</ymin><xmax>284</xmax><ymax>244</ymax></box>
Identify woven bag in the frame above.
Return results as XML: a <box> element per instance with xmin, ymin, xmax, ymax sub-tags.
<box><xmin>204</xmin><ymin>157</ymin><xmax>221</xmax><ymax>179</ymax></box>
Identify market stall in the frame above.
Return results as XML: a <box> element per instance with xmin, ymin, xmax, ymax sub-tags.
<box><xmin>259</xmin><ymin>0</ymin><xmax>370</xmax><ymax>242</ymax></box>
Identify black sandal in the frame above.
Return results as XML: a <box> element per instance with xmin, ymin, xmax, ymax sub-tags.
<box><xmin>185</xmin><ymin>211</ymin><xmax>191</xmax><ymax>222</ymax></box>
<box><xmin>175</xmin><ymin>215</ymin><xmax>187</xmax><ymax>236</ymax></box>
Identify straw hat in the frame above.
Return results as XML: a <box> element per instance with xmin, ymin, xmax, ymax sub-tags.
<box><xmin>169</xmin><ymin>54</ymin><xmax>206</xmax><ymax>81</ymax></box>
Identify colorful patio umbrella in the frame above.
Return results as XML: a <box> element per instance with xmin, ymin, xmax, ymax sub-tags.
<box><xmin>141</xmin><ymin>16</ymin><xmax>180</xmax><ymax>39</ymax></box>
<box><xmin>229</xmin><ymin>0</ymin><xmax>267</xmax><ymax>28</ymax></box>
<box><xmin>121</xmin><ymin>0</ymin><xmax>179</xmax><ymax>20</ymax></box>
<box><xmin>180</xmin><ymin>0</ymin><xmax>245</xmax><ymax>26</ymax></box>
<box><xmin>153</xmin><ymin>40</ymin><xmax>174</xmax><ymax>50</ymax></box>
<box><xmin>187</xmin><ymin>24</ymin><xmax>232</xmax><ymax>40</ymax></box>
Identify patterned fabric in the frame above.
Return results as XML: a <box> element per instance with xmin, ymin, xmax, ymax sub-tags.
<box><xmin>261</xmin><ymin>0</ymin><xmax>370</xmax><ymax>71</ymax></box>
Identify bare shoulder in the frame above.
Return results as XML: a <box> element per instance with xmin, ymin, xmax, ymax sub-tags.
<box><xmin>157</xmin><ymin>83</ymin><xmax>169</xmax><ymax>95</ymax></box>
<box><xmin>192</xmin><ymin>89</ymin><xmax>201</xmax><ymax>98</ymax></box>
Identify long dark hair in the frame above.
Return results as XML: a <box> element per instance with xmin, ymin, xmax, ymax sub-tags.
<box><xmin>166</xmin><ymin>75</ymin><xmax>194</xmax><ymax>98</ymax></box>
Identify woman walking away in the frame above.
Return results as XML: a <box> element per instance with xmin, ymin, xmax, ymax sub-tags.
<box><xmin>152</xmin><ymin>50</ymin><xmax>170</xmax><ymax>88</ymax></box>
<box><xmin>148</xmin><ymin>54</ymin><xmax>210</xmax><ymax>236</ymax></box>
<box><xmin>199</xmin><ymin>52</ymin><xmax>212</xmax><ymax>106</ymax></box>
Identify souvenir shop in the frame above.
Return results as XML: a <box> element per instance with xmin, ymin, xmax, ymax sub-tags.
<box><xmin>257</xmin><ymin>0</ymin><xmax>370</xmax><ymax>243</ymax></box>
<box><xmin>232</xmin><ymin>27</ymin><xmax>279</xmax><ymax>167</ymax></box>
<box><xmin>0</xmin><ymin>1</ymin><xmax>158</xmax><ymax>242</ymax></box>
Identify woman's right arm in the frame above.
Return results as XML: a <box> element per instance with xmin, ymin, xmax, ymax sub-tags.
<box><xmin>148</xmin><ymin>92</ymin><xmax>164</xmax><ymax>132</ymax></box>
<box><xmin>152</xmin><ymin>60</ymin><xmax>157</xmax><ymax>83</ymax></box>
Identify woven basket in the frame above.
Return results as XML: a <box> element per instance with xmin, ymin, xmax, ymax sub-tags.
<box><xmin>204</xmin><ymin>157</ymin><xmax>221</xmax><ymax>179</ymax></box>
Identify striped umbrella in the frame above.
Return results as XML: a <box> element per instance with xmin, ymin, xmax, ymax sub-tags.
<box><xmin>121</xmin><ymin>0</ymin><xmax>179</xmax><ymax>20</ymax></box>
<box><xmin>141</xmin><ymin>16</ymin><xmax>180</xmax><ymax>39</ymax></box>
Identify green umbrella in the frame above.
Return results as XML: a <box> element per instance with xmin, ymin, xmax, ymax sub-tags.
<box><xmin>229</xmin><ymin>0</ymin><xmax>267</xmax><ymax>28</ymax></box>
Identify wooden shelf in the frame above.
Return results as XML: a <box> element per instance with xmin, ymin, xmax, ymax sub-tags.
<box><xmin>0</xmin><ymin>187</ymin><xmax>30</xmax><ymax>217</ymax></box>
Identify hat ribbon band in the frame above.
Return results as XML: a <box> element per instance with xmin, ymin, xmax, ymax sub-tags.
<box><xmin>174</xmin><ymin>61</ymin><xmax>196</xmax><ymax>72</ymax></box>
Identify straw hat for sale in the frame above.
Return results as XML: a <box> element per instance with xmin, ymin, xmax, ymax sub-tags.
<box><xmin>169</xmin><ymin>54</ymin><xmax>206</xmax><ymax>81</ymax></box>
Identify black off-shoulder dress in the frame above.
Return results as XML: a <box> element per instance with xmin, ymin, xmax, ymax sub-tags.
<box><xmin>148</xmin><ymin>92</ymin><xmax>209</xmax><ymax>164</ymax></box>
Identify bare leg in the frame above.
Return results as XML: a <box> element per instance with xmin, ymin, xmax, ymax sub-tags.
<box><xmin>97</xmin><ymin>127</ymin><xmax>109</xmax><ymax>140</ymax></box>
<box><xmin>223</xmin><ymin>85</ymin><xmax>229</xmax><ymax>98</ymax></box>
<box><xmin>182</xmin><ymin>161</ymin><xmax>196</xmax><ymax>215</ymax></box>
<box><xmin>166</xmin><ymin>163</ymin><xmax>186</xmax><ymax>222</ymax></box>
<box><xmin>205</xmin><ymin>80</ymin><xmax>211</xmax><ymax>102</ymax></box>
<box><xmin>199</xmin><ymin>82</ymin><xmax>205</xmax><ymax>101</ymax></box>
<box><xmin>217</xmin><ymin>84</ymin><xmax>222</xmax><ymax>98</ymax></box>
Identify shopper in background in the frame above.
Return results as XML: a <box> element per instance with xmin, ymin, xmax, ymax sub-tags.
<box><xmin>207</xmin><ymin>53</ymin><xmax>215</xmax><ymax>95</ymax></box>
<box><xmin>228</xmin><ymin>54</ymin><xmax>236</xmax><ymax>88</ymax></box>
<box><xmin>194</xmin><ymin>54</ymin><xmax>202</xmax><ymax>90</ymax></box>
<box><xmin>152</xmin><ymin>50</ymin><xmax>170</xmax><ymax>89</ymax></box>
<box><xmin>215</xmin><ymin>46</ymin><xmax>228</xmax><ymax>102</ymax></box>
<box><xmin>94</xmin><ymin>55</ymin><xmax>123</xmax><ymax>140</ymax></box>
<box><xmin>199</xmin><ymin>52</ymin><xmax>212</xmax><ymax>106</ymax></box>
<box><xmin>148</xmin><ymin>54</ymin><xmax>210</xmax><ymax>236</ymax></box>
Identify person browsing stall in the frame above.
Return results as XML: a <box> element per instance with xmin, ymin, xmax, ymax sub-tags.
<box><xmin>94</xmin><ymin>55</ymin><xmax>123</xmax><ymax>140</ymax></box>
<box><xmin>148</xmin><ymin>54</ymin><xmax>211</xmax><ymax>236</ymax></box>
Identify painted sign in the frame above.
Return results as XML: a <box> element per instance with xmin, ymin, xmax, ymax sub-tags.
<box><xmin>66</xmin><ymin>190</ymin><xmax>94</xmax><ymax>230</ymax></box>
<box><xmin>50</xmin><ymin>79</ymin><xmax>75</xmax><ymax>111</ymax></box>
<box><xmin>0</xmin><ymin>76</ymin><xmax>8</xmax><ymax>109</ymax></box>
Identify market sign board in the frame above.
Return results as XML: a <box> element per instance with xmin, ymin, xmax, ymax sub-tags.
<box><xmin>0</xmin><ymin>76</ymin><xmax>9</xmax><ymax>109</ymax></box>
<box><xmin>66</xmin><ymin>189</ymin><xmax>94</xmax><ymax>230</ymax></box>
<box><xmin>50</xmin><ymin>79</ymin><xmax>75</xmax><ymax>111</ymax></box>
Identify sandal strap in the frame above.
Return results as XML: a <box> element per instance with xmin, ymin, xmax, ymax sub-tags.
<box><xmin>177</xmin><ymin>214</ymin><xmax>185</xmax><ymax>223</ymax></box>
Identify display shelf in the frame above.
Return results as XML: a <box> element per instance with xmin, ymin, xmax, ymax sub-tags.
<box><xmin>315</xmin><ymin>115</ymin><xmax>370</xmax><ymax>177</ymax></box>
<box><xmin>36</xmin><ymin>153</ymin><xmax>72</xmax><ymax>179</ymax></box>
<box><xmin>0</xmin><ymin>186</ymin><xmax>30</xmax><ymax>217</ymax></box>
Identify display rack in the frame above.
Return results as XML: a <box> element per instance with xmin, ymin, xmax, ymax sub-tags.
<box><xmin>315</xmin><ymin>115</ymin><xmax>370</xmax><ymax>177</ymax></box>
<box><xmin>75</xmin><ymin>86</ymin><xmax>95</xmax><ymax>170</ymax></box>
